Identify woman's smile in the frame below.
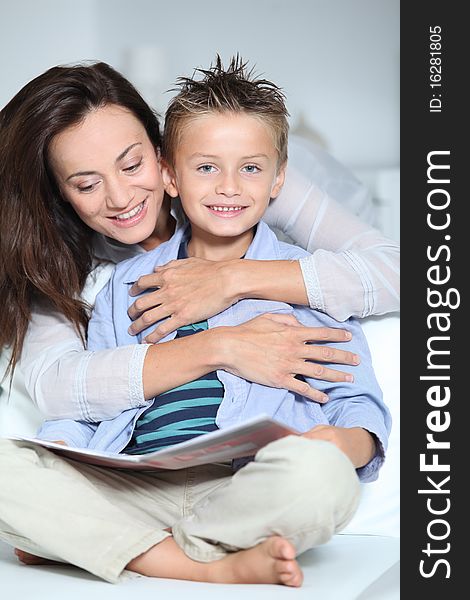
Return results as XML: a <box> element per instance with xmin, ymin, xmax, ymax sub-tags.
<box><xmin>110</xmin><ymin>198</ymin><xmax>148</xmax><ymax>227</ymax></box>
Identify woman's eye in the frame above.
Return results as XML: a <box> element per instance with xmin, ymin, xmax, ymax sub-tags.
<box><xmin>77</xmin><ymin>183</ymin><xmax>97</xmax><ymax>193</ymax></box>
<box><xmin>123</xmin><ymin>160</ymin><xmax>142</xmax><ymax>173</ymax></box>
<box><xmin>198</xmin><ymin>164</ymin><xmax>216</xmax><ymax>174</ymax></box>
<box><xmin>242</xmin><ymin>164</ymin><xmax>260</xmax><ymax>174</ymax></box>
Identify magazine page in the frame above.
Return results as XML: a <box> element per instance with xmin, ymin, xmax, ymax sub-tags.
<box><xmin>9</xmin><ymin>415</ymin><xmax>299</xmax><ymax>471</ymax></box>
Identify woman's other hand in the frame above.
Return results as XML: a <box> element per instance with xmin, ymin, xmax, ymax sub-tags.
<box><xmin>216</xmin><ymin>313</ymin><xmax>359</xmax><ymax>404</ymax></box>
<box><xmin>127</xmin><ymin>256</ymin><xmax>311</xmax><ymax>342</ymax></box>
<box><xmin>127</xmin><ymin>257</ymin><xmax>234</xmax><ymax>342</ymax></box>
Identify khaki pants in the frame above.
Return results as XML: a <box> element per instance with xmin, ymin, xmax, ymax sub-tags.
<box><xmin>0</xmin><ymin>435</ymin><xmax>359</xmax><ymax>583</ymax></box>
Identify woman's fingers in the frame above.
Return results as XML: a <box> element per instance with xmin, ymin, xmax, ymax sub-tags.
<box><xmin>220</xmin><ymin>313</ymin><xmax>360</xmax><ymax>399</ymax></box>
<box><xmin>128</xmin><ymin>287</ymin><xmax>162</xmax><ymax>322</ymax></box>
<box><xmin>264</xmin><ymin>317</ymin><xmax>358</xmax><ymax>366</ymax></box>
<box><xmin>282</xmin><ymin>376</ymin><xmax>329</xmax><ymax>403</ymax></box>
<box><xmin>295</xmin><ymin>360</ymin><xmax>354</xmax><ymax>384</ymax></box>
<box><xmin>301</xmin><ymin>325</ymin><xmax>352</xmax><ymax>344</ymax></box>
<box><xmin>263</xmin><ymin>313</ymin><xmax>353</xmax><ymax>344</ymax></box>
<box><xmin>303</xmin><ymin>343</ymin><xmax>360</xmax><ymax>366</ymax></box>
<box><xmin>128</xmin><ymin>272</ymin><xmax>163</xmax><ymax>299</ymax></box>
<box><xmin>272</xmin><ymin>364</ymin><xmax>354</xmax><ymax>403</ymax></box>
<box><xmin>128</xmin><ymin>301</ymin><xmax>167</xmax><ymax>336</ymax></box>
<box><xmin>127</xmin><ymin>258</ymin><xmax>234</xmax><ymax>338</ymax></box>
<box><xmin>128</xmin><ymin>298</ymin><xmax>198</xmax><ymax>341</ymax></box>
<box><xmin>258</xmin><ymin>312</ymin><xmax>301</xmax><ymax>326</ymax></box>
<box><xmin>143</xmin><ymin>317</ymin><xmax>178</xmax><ymax>344</ymax></box>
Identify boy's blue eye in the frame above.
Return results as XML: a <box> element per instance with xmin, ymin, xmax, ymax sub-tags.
<box><xmin>198</xmin><ymin>165</ymin><xmax>216</xmax><ymax>173</ymax></box>
<box><xmin>242</xmin><ymin>165</ymin><xmax>260</xmax><ymax>173</ymax></box>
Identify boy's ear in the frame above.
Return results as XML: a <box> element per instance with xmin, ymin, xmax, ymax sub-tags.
<box><xmin>270</xmin><ymin>161</ymin><xmax>287</xmax><ymax>199</ymax></box>
<box><xmin>161</xmin><ymin>160</ymin><xmax>179</xmax><ymax>198</ymax></box>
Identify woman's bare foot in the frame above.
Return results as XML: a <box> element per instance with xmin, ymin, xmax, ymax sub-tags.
<box><xmin>128</xmin><ymin>535</ymin><xmax>303</xmax><ymax>587</ymax></box>
<box><xmin>14</xmin><ymin>548</ymin><xmax>61</xmax><ymax>566</ymax></box>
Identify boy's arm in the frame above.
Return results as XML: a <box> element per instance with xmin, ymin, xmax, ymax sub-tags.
<box><xmin>36</xmin><ymin>419</ymin><xmax>98</xmax><ymax>447</ymax></box>
<box><xmin>301</xmin><ymin>425</ymin><xmax>377</xmax><ymax>470</ymax></box>
<box><xmin>296</xmin><ymin>309</ymin><xmax>392</xmax><ymax>482</ymax></box>
<box><xmin>264</xmin><ymin>134</ymin><xmax>400</xmax><ymax>320</ymax></box>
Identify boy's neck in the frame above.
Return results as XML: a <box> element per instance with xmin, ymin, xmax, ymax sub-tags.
<box><xmin>187</xmin><ymin>225</ymin><xmax>255</xmax><ymax>261</ymax></box>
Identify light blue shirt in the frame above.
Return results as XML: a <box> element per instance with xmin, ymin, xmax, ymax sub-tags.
<box><xmin>39</xmin><ymin>221</ymin><xmax>391</xmax><ymax>482</ymax></box>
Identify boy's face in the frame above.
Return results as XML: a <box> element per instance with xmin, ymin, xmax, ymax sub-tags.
<box><xmin>163</xmin><ymin>112</ymin><xmax>285</xmax><ymax>243</ymax></box>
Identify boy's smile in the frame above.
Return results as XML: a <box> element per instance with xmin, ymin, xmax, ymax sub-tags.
<box><xmin>163</xmin><ymin>112</ymin><xmax>285</xmax><ymax>260</ymax></box>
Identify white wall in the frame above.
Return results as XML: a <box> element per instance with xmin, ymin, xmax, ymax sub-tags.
<box><xmin>1</xmin><ymin>0</ymin><xmax>399</xmax><ymax>171</ymax></box>
<box><xmin>0</xmin><ymin>0</ymin><xmax>99</xmax><ymax>105</ymax></box>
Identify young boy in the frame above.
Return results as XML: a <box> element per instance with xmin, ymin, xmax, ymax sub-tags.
<box><xmin>38</xmin><ymin>56</ymin><xmax>391</xmax><ymax>586</ymax></box>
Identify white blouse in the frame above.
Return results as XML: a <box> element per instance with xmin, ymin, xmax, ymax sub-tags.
<box><xmin>3</xmin><ymin>135</ymin><xmax>400</xmax><ymax>422</ymax></box>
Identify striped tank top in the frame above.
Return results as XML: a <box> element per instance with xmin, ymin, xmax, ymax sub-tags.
<box><xmin>123</xmin><ymin>241</ymin><xmax>223</xmax><ymax>455</ymax></box>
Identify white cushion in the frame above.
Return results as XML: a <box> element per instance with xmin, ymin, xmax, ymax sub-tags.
<box><xmin>342</xmin><ymin>313</ymin><xmax>400</xmax><ymax>537</ymax></box>
<box><xmin>0</xmin><ymin>358</ymin><xmax>43</xmax><ymax>438</ymax></box>
<box><xmin>0</xmin><ymin>534</ymin><xmax>399</xmax><ymax>598</ymax></box>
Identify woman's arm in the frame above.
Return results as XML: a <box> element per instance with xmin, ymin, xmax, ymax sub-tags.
<box><xmin>143</xmin><ymin>312</ymin><xmax>357</xmax><ymax>402</ymax></box>
<box><xmin>19</xmin><ymin>303</ymin><xmax>147</xmax><ymax>421</ymax></box>
<box><xmin>19</xmin><ymin>302</ymin><xmax>357</xmax><ymax>422</ymax></box>
<box><xmin>126</xmin><ymin>256</ymin><xmax>309</xmax><ymax>343</ymax></box>
<box><xmin>260</xmin><ymin>135</ymin><xmax>400</xmax><ymax>320</ymax></box>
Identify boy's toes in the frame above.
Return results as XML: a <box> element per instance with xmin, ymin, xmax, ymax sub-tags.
<box><xmin>269</xmin><ymin>536</ymin><xmax>296</xmax><ymax>560</ymax></box>
<box><xmin>278</xmin><ymin>564</ymin><xmax>304</xmax><ymax>587</ymax></box>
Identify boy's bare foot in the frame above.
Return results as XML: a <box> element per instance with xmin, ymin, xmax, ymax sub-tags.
<box><xmin>14</xmin><ymin>548</ymin><xmax>60</xmax><ymax>566</ymax></box>
<box><xmin>128</xmin><ymin>535</ymin><xmax>303</xmax><ymax>587</ymax></box>
<box><xmin>212</xmin><ymin>535</ymin><xmax>303</xmax><ymax>587</ymax></box>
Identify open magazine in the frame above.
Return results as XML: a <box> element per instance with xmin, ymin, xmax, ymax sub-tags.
<box><xmin>9</xmin><ymin>415</ymin><xmax>299</xmax><ymax>471</ymax></box>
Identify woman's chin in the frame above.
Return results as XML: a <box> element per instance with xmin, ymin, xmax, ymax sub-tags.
<box><xmin>106</xmin><ymin>221</ymin><xmax>156</xmax><ymax>246</ymax></box>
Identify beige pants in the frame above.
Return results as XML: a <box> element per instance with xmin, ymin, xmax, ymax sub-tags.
<box><xmin>0</xmin><ymin>435</ymin><xmax>360</xmax><ymax>583</ymax></box>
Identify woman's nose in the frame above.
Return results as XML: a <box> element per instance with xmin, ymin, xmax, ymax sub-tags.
<box><xmin>105</xmin><ymin>179</ymin><xmax>134</xmax><ymax>209</ymax></box>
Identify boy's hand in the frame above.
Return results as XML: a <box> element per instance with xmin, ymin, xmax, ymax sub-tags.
<box><xmin>302</xmin><ymin>425</ymin><xmax>376</xmax><ymax>468</ymax></box>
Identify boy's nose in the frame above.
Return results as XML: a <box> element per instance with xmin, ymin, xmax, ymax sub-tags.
<box><xmin>215</xmin><ymin>173</ymin><xmax>241</xmax><ymax>197</ymax></box>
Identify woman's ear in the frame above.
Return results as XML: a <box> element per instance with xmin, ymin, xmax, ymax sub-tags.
<box><xmin>161</xmin><ymin>159</ymin><xmax>179</xmax><ymax>198</ymax></box>
<box><xmin>270</xmin><ymin>160</ymin><xmax>287</xmax><ymax>199</ymax></box>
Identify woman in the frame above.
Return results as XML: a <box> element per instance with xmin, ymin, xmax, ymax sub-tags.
<box><xmin>0</xmin><ymin>62</ymin><xmax>398</xmax><ymax>585</ymax></box>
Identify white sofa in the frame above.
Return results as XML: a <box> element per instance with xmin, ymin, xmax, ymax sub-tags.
<box><xmin>0</xmin><ymin>313</ymin><xmax>400</xmax><ymax>599</ymax></box>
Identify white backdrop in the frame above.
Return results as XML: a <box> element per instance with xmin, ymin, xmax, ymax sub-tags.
<box><xmin>0</xmin><ymin>0</ymin><xmax>399</xmax><ymax>171</ymax></box>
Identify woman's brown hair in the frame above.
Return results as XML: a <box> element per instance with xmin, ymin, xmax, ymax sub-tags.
<box><xmin>0</xmin><ymin>61</ymin><xmax>162</xmax><ymax>375</ymax></box>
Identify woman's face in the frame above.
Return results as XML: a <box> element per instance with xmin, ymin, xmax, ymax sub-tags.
<box><xmin>49</xmin><ymin>104</ymin><xmax>165</xmax><ymax>245</ymax></box>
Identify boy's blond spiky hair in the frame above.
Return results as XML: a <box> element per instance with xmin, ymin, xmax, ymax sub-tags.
<box><xmin>163</xmin><ymin>54</ymin><xmax>289</xmax><ymax>168</ymax></box>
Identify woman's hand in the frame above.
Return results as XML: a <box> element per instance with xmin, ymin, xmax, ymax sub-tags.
<box><xmin>302</xmin><ymin>425</ymin><xmax>376</xmax><ymax>468</ymax></box>
<box><xmin>127</xmin><ymin>256</ymin><xmax>312</xmax><ymax>343</ymax></box>
<box><xmin>215</xmin><ymin>313</ymin><xmax>359</xmax><ymax>404</ymax></box>
<box><xmin>127</xmin><ymin>257</ymin><xmax>235</xmax><ymax>342</ymax></box>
